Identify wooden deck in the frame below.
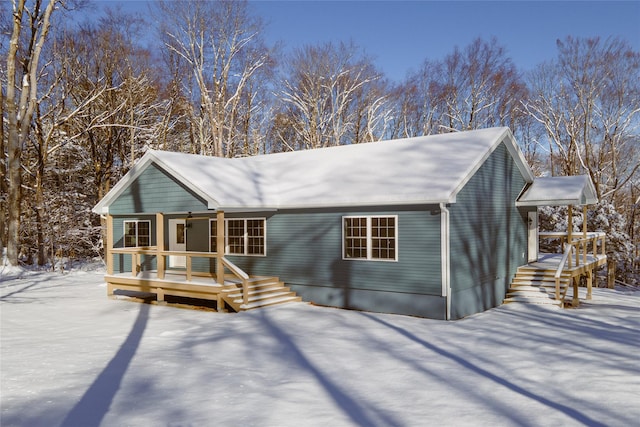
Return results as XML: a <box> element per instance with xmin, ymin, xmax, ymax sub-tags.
<box><xmin>505</xmin><ymin>232</ymin><xmax>607</xmax><ymax>308</ymax></box>
<box><xmin>106</xmin><ymin>270</ymin><xmax>302</xmax><ymax>312</ymax></box>
<box><xmin>529</xmin><ymin>253</ymin><xmax>607</xmax><ymax>274</ymax></box>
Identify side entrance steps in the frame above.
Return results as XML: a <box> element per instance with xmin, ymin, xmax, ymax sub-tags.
<box><xmin>503</xmin><ymin>266</ymin><xmax>571</xmax><ymax>307</ymax></box>
<box><xmin>220</xmin><ymin>276</ymin><xmax>302</xmax><ymax>312</ymax></box>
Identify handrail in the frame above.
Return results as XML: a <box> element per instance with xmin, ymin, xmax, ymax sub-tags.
<box><xmin>221</xmin><ymin>256</ymin><xmax>250</xmax><ymax>306</ymax></box>
<box><xmin>555</xmin><ymin>243</ymin><xmax>573</xmax><ymax>300</ymax></box>
<box><xmin>539</xmin><ymin>231</ymin><xmax>606</xmax><ymax>268</ymax></box>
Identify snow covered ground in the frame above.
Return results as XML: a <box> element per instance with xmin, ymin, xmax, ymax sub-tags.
<box><xmin>1</xmin><ymin>265</ymin><xmax>639</xmax><ymax>427</ymax></box>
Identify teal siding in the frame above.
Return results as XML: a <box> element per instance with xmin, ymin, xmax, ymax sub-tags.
<box><xmin>448</xmin><ymin>141</ymin><xmax>530</xmax><ymax>319</ymax></box>
<box><xmin>225</xmin><ymin>206</ymin><xmax>442</xmax><ymax>299</ymax></box>
<box><xmin>111</xmin><ymin>215</ymin><xmax>157</xmax><ymax>273</ymax></box>
<box><xmin>110</xmin><ymin>163</ymin><xmax>208</xmax><ymax>214</ymax></box>
<box><xmin>104</xmin><ymin>143</ymin><xmax>533</xmax><ymax>320</ymax></box>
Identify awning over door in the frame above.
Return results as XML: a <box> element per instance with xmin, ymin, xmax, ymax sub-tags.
<box><xmin>516</xmin><ymin>175</ymin><xmax>598</xmax><ymax>206</ymax></box>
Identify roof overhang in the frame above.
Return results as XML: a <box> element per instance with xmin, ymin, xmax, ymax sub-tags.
<box><xmin>516</xmin><ymin>175</ymin><xmax>598</xmax><ymax>207</ymax></box>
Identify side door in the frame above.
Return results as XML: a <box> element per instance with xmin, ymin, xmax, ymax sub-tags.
<box><xmin>527</xmin><ymin>211</ymin><xmax>539</xmax><ymax>263</ymax></box>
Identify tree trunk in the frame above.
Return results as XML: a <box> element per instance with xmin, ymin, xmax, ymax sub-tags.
<box><xmin>4</xmin><ymin>0</ymin><xmax>57</xmax><ymax>266</ymax></box>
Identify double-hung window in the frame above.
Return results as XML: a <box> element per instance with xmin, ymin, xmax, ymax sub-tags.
<box><xmin>123</xmin><ymin>220</ymin><xmax>151</xmax><ymax>248</ymax></box>
<box><xmin>343</xmin><ymin>216</ymin><xmax>397</xmax><ymax>261</ymax></box>
<box><xmin>210</xmin><ymin>218</ymin><xmax>266</xmax><ymax>256</ymax></box>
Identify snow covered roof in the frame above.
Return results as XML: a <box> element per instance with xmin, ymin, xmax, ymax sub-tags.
<box><xmin>516</xmin><ymin>175</ymin><xmax>598</xmax><ymax>206</ymax></box>
<box><xmin>93</xmin><ymin>127</ymin><xmax>534</xmax><ymax>214</ymax></box>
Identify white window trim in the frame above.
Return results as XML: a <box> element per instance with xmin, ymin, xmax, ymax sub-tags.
<box><xmin>209</xmin><ymin>218</ymin><xmax>267</xmax><ymax>257</ymax></box>
<box><xmin>342</xmin><ymin>215</ymin><xmax>398</xmax><ymax>262</ymax></box>
<box><xmin>123</xmin><ymin>220</ymin><xmax>151</xmax><ymax>248</ymax></box>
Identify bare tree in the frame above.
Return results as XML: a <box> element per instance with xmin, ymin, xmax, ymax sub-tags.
<box><xmin>158</xmin><ymin>0</ymin><xmax>272</xmax><ymax>157</ymax></box>
<box><xmin>4</xmin><ymin>0</ymin><xmax>59</xmax><ymax>266</ymax></box>
<box><xmin>393</xmin><ymin>37</ymin><xmax>528</xmax><ymax>139</ymax></box>
<box><xmin>277</xmin><ymin>41</ymin><xmax>388</xmax><ymax>150</ymax></box>
<box><xmin>524</xmin><ymin>37</ymin><xmax>640</xmax><ymax>199</ymax></box>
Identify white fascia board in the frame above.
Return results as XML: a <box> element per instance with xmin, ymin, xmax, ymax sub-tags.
<box><xmin>515</xmin><ymin>197</ymin><xmax>591</xmax><ymax>207</ymax></box>
<box><xmin>266</xmin><ymin>198</ymin><xmax>451</xmax><ymax>211</ymax></box>
<box><xmin>501</xmin><ymin>130</ymin><xmax>535</xmax><ymax>183</ymax></box>
<box><xmin>217</xmin><ymin>207</ymin><xmax>278</xmax><ymax>213</ymax></box>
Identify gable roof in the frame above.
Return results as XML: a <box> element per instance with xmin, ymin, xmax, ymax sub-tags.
<box><xmin>93</xmin><ymin>127</ymin><xmax>534</xmax><ymax>214</ymax></box>
<box><xmin>516</xmin><ymin>175</ymin><xmax>598</xmax><ymax>206</ymax></box>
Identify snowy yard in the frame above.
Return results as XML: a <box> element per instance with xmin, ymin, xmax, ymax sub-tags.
<box><xmin>1</xmin><ymin>265</ymin><xmax>639</xmax><ymax>427</ymax></box>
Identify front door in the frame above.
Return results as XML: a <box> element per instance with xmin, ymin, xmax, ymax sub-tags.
<box><xmin>527</xmin><ymin>211</ymin><xmax>539</xmax><ymax>263</ymax></box>
<box><xmin>168</xmin><ymin>219</ymin><xmax>186</xmax><ymax>268</ymax></box>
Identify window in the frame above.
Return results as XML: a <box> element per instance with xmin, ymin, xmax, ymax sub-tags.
<box><xmin>209</xmin><ymin>218</ymin><xmax>266</xmax><ymax>256</ymax></box>
<box><xmin>123</xmin><ymin>220</ymin><xmax>151</xmax><ymax>248</ymax></box>
<box><xmin>343</xmin><ymin>216</ymin><xmax>397</xmax><ymax>261</ymax></box>
<box><xmin>227</xmin><ymin>219</ymin><xmax>246</xmax><ymax>254</ymax></box>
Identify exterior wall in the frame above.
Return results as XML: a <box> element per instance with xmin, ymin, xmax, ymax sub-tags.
<box><xmin>109</xmin><ymin>163</ymin><xmax>209</xmax><ymax>214</ymax></box>
<box><xmin>448</xmin><ymin>141</ymin><xmax>533</xmax><ymax>319</ymax></box>
<box><xmin>111</xmin><ymin>215</ymin><xmax>157</xmax><ymax>273</ymax></box>
<box><xmin>223</xmin><ymin>206</ymin><xmax>446</xmax><ymax>319</ymax></box>
<box><xmin>108</xmin><ymin>162</ymin><xmax>210</xmax><ymax>274</ymax></box>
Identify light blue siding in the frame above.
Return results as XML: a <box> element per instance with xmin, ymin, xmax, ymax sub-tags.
<box><xmin>110</xmin><ymin>163</ymin><xmax>208</xmax><ymax>214</ymax></box>
<box><xmin>222</xmin><ymin>206</ymin><xmax>444</xmax><ymax>317</ymax></box>
<box><xmin>111</xmin><ymin>215</ymin><xmax>157</xmax><ymax>273</ymax></box>
<box><xmin>448</xmin><ymin>141</ymin><xmax>531</xmax><ymax>319</ymax></box>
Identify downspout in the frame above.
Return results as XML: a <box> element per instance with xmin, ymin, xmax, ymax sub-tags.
<box><xmin>440</xmin><ymin>203</ymin><xmax>451</xmax><ymax>320</ymax></box>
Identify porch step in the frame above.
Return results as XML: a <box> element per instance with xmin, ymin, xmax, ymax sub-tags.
<box><xmin>220</xmin><ymin>276</ymin><xmax>301</xmax><ymax>312</ymax></box>
<box><xmin>504</xmin><ymin>266</ymin><xmax>571</xmax><ymax>307</ymax></box>
<box><xmin>503</xmin><ymin>295</ymin><xmax>563</xmax><ymax>306</ymax></box>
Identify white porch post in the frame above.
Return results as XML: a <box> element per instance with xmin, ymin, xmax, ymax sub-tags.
<box><xmin>156</xmin><ymin>212</ymin><xmax>165</xmax><ymax>279</ymax></box>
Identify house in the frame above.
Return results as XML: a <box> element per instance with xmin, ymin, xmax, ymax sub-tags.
<box><xmin>92</xmin><ymin>127</ymin><xmax>606</xmax><ymax>319</ymax></box>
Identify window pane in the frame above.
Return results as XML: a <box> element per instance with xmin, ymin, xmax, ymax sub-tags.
<box><xmin>138</xmin><ymin>221</ymin><xmax>150</xmax><ymax>247</ymax></box>
<box><xmin>176</xmin><ymin>223</ymin><xmax>185</xmax><ymax>245</ymax></box>
<box><xmin>344</xmin><ymin>217</ymin><xmax>367</xmax><ymax>259</ymax></box>
<box><xmin>124</xmin><ymin>222</ymin><xmax>136</xmax><ymax>247</ymax></box>
<box><xmin>247</xmin><ymin>219</ymin><xmax>265</xmax><ymax>255</ymax></box>
<box><xmin>227</xmin><ymin>220</ymin><xmax>245</xmax><ymax>254</ymax></box>
<box><xmin>371</xmin><ymin>216</ymin><xmax>396</xmax><ymax>260</ymax></box>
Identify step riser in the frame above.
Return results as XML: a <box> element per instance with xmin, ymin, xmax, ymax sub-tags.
<box><xmin>220</xmin><ymin>276</ymin><xmax>301</xmax><ymax>312</ymax></box>
<box><xmin>223</xmin><ymin>282</ymin><xmax>285</xmax><ymax>293</ymax></box>
<box><xmin>227</xmin><ymin>289</ymin><xmax>294</xmax><ymax>301</ymax></box>
<box><xmin>505</xmin><ymin>267</ymin><xmax>571</xmax><ymax>307</ymax></box>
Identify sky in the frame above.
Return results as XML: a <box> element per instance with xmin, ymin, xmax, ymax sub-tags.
<box><xmin>250</xmin><ymin>0</ymin><xmax>640</xmax><ymax>80</ymax></box>
<box><xmin>91</xmin><ymin>0</ymin><xmax>640</xmax><ymax>83</ymax></box>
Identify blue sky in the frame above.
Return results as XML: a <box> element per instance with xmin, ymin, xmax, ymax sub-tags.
<box><xmin>94</xmin><ymin>1</ymin><xmax>640</xmax><ymax>82</ymax></box>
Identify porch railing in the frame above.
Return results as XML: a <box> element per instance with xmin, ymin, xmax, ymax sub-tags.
<box><xmin>539</xmin><ymin>231</ymin><xmax>606</xmax><ymax>268</ymax></box>
<box><xmin>221</xmin><ymin>257</ymin><xmax>249</xmax><ymax>306</ymax></box>
<box><xmin>540</xmin><ymin>231</ymin><xmax>606</xmax><ymax>303</ymax></box>
<box><xmin>555</xmin><ymin>243</ymin><xmax>573</xmax><ymax>300</ymax></box>
<box><xmin>107</xmin><ymin>247</ymin><xmax>252</xmax><ymax>306</ymax></box>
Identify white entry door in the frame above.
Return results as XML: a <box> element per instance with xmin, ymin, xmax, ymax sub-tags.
<box><xmin>168</xmin><ymin>219</ymin><xmax>186</xmax><ymax>268</ymax></box>
<box><xmin>527</xmin><ymin>211</ymin><xmax>539</xmax><ymax>263</ymax></box>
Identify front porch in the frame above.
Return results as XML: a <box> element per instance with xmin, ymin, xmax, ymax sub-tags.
<box><xmin>505</xmin><ymin>231</ymin><xmax>607</xmax><ymax>307</ymax></box>
<box><xmin>103</xmin><ymin>212</ymin><xmax>301</xmax><ymax>312</ymax></box>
